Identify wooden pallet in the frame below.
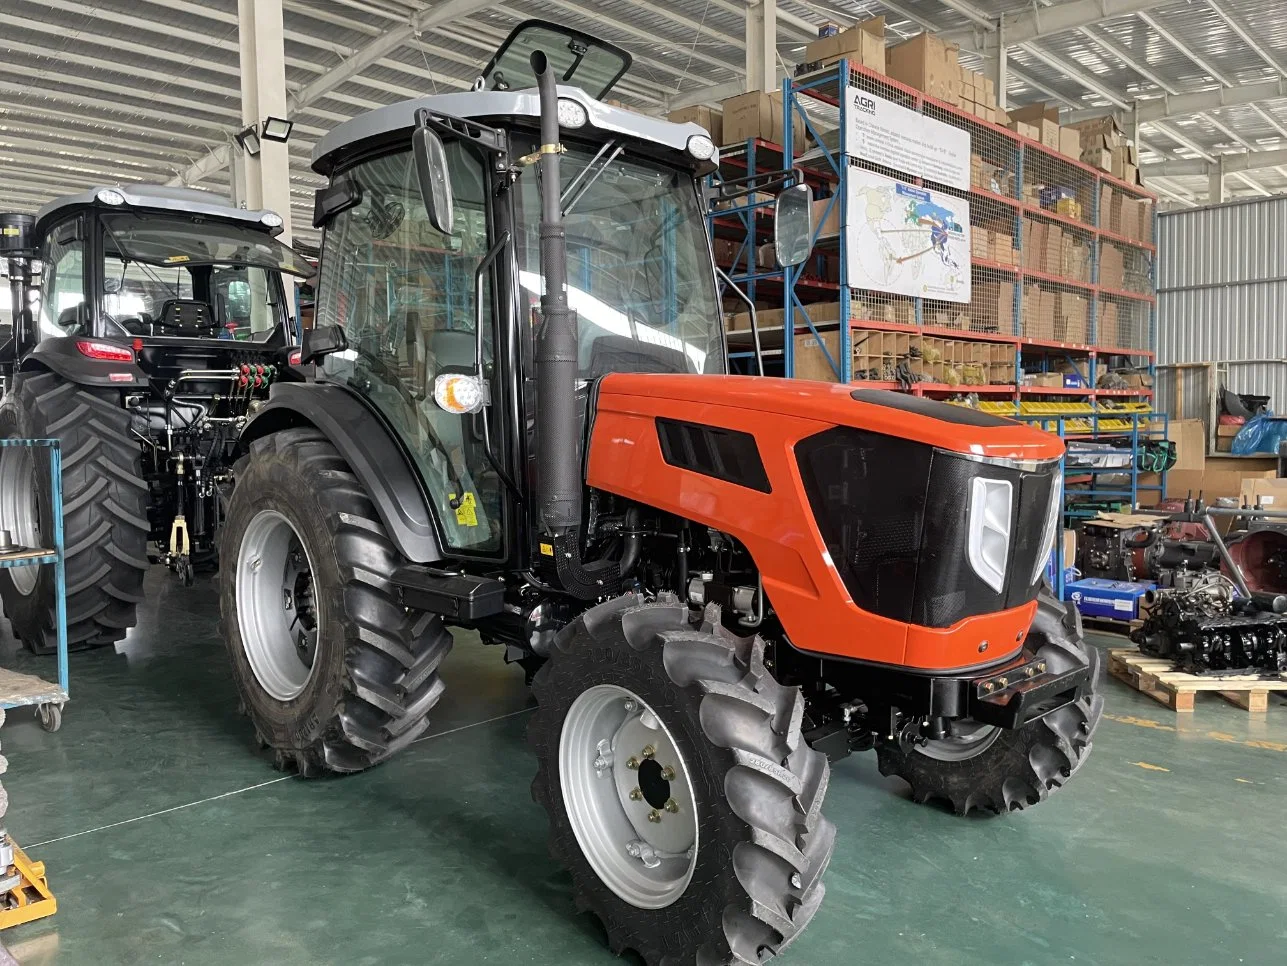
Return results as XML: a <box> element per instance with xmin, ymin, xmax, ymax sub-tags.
<box><xmin>1108</xmin><ymin>648</ymin><xmax>1287</xmax><ymax>713</ymax></box>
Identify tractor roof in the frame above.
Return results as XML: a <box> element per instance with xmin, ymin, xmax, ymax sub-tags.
<box><xmin>312</xmin><ymin>85</ymin><xmax>709</xmax><ymax>176</ymax></box>
<box><xmin>34</xmin><ymin>184</ymin><xmax>285</xmax><ymax>235</ymax></box>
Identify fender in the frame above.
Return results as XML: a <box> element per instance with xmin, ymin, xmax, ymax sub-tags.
<box><xmin>19</xmin><ymin>338</ymin><xmax>146</xmax><ymax>388</ymax></box>
<box><xmin>241</xmin><ymin>382</ymin><xmax>443</xmax><ymax>563</ymax></box>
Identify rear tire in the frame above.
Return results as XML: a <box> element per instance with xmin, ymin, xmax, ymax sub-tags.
<box><xmin>219</xmin><ymin>428</ymin><xmax>452</xmax><ymax>775</ymax></box>
<box><xmin>876</xmin><ymin>591</ymin><xmax>1105</xmax><ymax>815</ymax></box>
<box><xmin>0</xmin><ymin>371</ymin><xmax>149</xmax><ymax>653</ymax></box>
<box><xmin>529</xmin><ymin>595</ymin><xmax>835</xmax><ymax>965</ymax></box>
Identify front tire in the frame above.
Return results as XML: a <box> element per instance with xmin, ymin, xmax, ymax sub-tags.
<box><xmin>876</xmin><ymin>591</ymin><xmax>1105</xmax><ymax>815</ymax></box>
<box><xmin>529</xmin><ymin>595</ymin><xmax>835</xmax><ymax>965</ymax></box>
<box><xmin>219</xmin><ymin>428</ymin><xmax>452</xmax><ymax>775</ymax></box>
<box><xmin>0</xmin><ymin>372</ymin><xmax>149</xmax><ymax>653</ymax></box>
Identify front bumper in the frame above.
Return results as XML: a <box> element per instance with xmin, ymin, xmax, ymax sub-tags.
<box><xmin>968</xmin><ymin>650</ymin><xmax>1090</xmax><ymax>729</ymax></box>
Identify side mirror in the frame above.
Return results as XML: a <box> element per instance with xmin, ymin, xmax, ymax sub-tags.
<box><xmin>774</xmin><ymin>183</ymin><xmax>814</xmax><ymax>268</ymax></box>
<box><xmin>413</xmin><ymin>124</ymin><xmax>454</xmax><ymax>236</ymax></box>
<box><xmin>300</xmin><ymin>324</ymin><xmax>348</xmax><ymax>365</ymax></box>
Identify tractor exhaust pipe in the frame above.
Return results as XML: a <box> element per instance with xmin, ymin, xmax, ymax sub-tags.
<box><xmin>530</xmin><ymin>50</ymin><xmax>581</xmax><ymax>537</ymax></box>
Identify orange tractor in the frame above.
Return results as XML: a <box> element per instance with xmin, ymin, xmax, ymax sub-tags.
<box><xmin>219</xmin><ymin>22</ymin><xmax>1104</xmax><ymax>964</ymax></box>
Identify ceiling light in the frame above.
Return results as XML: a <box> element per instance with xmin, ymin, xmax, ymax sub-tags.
<box><xmin>261</xmin><ymin>116</ymin><xmax>294</xmax><ymax>142</ymax></box>
<box><xmin>236</xmin><ymin>125</ymin><xmax>262</xmax><ymax>157</ymax></box>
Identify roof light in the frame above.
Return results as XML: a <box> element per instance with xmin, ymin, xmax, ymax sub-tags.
<box><xmin>236</xmin><ymin>125</ymin><xmax>262</xmax><ymax>157</ymax></box>
<box><xmin>434</xmin><ymin>373</ymin><xmax>489</xmax><ymax>415</ymax></box>
<box><xmin>261</xmin><ymin>211</ymin><xmax>284</xmax><ymax>228</ymax></box>
<box><xmin>687</xmin><ymin>134</ymin><xmax>717</xmax><ymax>161</ymax></box>
<box><xmin>76</xmin><ymin>340</ymin><xmax>134</xmax><ymax>363</ymax></box>
<box><xmin>557</xmin><ymin>98</ymin><xmax>589</xmax><ymax>129</ymax></box>
<box><xmin>261</xmin><ymin>116</ymin><xmax>293</xmax><ymax>142</ymax></box>
<box><xmin>96</xmin><ymin>188</ymin><xmax>126</xmax><ymax>206</ymax></box>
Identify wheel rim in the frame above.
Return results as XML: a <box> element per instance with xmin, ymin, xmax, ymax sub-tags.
<box><xmin>559</xmin><ymin>684</ymin><xmax>699</xmax><ymax>910</ymax></box>
<box><xmin>917</xmin><ymin>718</ymin><xmax>1002</xmax><ymax>761</ymax></box>
<box><xmin>236</xmin><ymin>509</ymin><xmax>322</xmax><ymax>701</ymax></box>
<box><xmin>0</xmin><ymin>446</ymin><xmax>40</xmax><ymax>596</ymax></box>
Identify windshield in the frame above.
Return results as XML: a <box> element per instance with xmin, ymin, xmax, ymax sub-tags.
<box><xmin>102</xmin><ymin>216</ymin><xmax>295</xmax><ymax>340</ymax></box>
<box><xmin>482</xmin><ymin>21</ymin><xmax>630</xmax><ymax>99</ymax></box>
<box><xmin>102</xmin><ymin>212</ymin><xmax>314</xmax><ymax>277</ymax></box>
<box><xmin>514</xmin><ymin>139</ymin><xmax>723</xmax><ymax>378</ymax></box>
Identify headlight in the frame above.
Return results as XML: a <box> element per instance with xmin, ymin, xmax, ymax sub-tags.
<box><xmin>967</xmin><ymin>477</ymin><xmax>1013</xmax><ymax>593</ymax></box>
<box><xmin>96</xmin><ymin>188</ymin><xmax>126</xmax><ymax>206</ymax></box>
<box><xmin>1032</xmin><ymin>477</ymin><xmax>1063</xmax><ymax>585</ymax></box>
<box><xmin>434</xmin><ymin>373</ymin><xmax>489</xmax><ymax>415</ymax></box>
<box><xmin>687</xmin><ymin>134</ymin><xmax>717</xmax><ymax>161</ymax></box>
<box><xmin>261</xmin><ymin>211</ymin><xmax>284</xmax><ymax>228</ymax></box>
<box><xmin>557</xmin><ymin>98</ymin><xmax>588</xmax><ymax>128</ymax></box>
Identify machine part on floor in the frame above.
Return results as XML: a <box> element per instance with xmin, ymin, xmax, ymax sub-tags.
<box><xmin>218</xmin><ymin>20</ymin><xmax>1103</xmax><ymax>961</ymax></box>
<box><xmin>0</xmin><ymin>187</ymin><xmax>312</xmax><ymax>652</ymax></box>
<box><xmin>1224</xmin><ymin>526</ymin><xmax>1287</xmax><ymax>596</ymax></box>
<box><xmin>1077</xmin><ymin>517</ymin><xmax>1161</xmax><ymax>582</ymax></box>
<box><xmin>528</xmin><ymin>596</ymin><xmax>833</xmax><ymax>964</ymax></box>
<box><xmin>1131</xmin><ymin>578</ymin><xmax>1287</xmax><ymax>674</ymax></box>
<box><xmin>0</xmin><ymin>709</ymin><xmax>57</xmax><ymax>930</ymax></box>
<box><xmin>219</xmin><ymin>428</ymin><xmax>453</xmax><ymax>775</ymax></box>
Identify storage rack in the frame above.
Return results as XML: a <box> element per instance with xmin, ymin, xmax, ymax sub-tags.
<box><xmin>708</xmin><ymin>57</ymin><xmax>1166</xmax><ymax>513</ymax></box>
<box><xmin>0</xmin><ymin>438</ymin><xmax>67</xmax><ymax>732</ymax></box>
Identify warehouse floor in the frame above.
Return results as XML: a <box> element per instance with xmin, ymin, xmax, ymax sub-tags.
<box><xmin>1</xmin><ymin>572</ymin><xmax>1284</xmax><ymax>966</ymax></box>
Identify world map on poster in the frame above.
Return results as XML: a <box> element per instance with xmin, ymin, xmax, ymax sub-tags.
<box><xmin>845</xmin><ymin>167</ymin><xmax>972</xmax><ymax>304</ymax></box>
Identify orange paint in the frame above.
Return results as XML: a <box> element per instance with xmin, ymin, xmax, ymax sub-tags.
<box><xmin>587</xmin><ymin>374</ymin><xmax>1059</xmax><ymax>671</ymax></box>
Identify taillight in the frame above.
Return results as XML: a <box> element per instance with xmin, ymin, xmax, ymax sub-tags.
<box><xmin>75</xmin><ymin>340</ymin><xmax>134</xmax><ymax>363</ymax></box>
<box><xmin>288</xmin><ymin>349</ymin><xmax>303</xmax><ymax>366</ymax></box>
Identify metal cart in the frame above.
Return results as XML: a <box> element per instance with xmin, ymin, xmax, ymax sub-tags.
<box><xmin>0</xmin><ymin>438</ymin><xmax>66</xmax><ymax>732</ymax></box>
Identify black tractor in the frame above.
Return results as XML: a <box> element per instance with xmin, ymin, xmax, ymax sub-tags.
<box><xmin>0</xmin><ymin>186</ymin><xmax>313</xmax><ymax>652</ymax></box>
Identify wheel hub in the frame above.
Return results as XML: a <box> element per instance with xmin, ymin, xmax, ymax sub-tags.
<box><xmin>236</xmin><ymin>509</ymin><xmax>323</xmax><ymax>701</ymax></box>
<box><xmin>0</xmin><ymin>446</ymin><xmax>40</xmax><ymax>596</ymax></box>
<box><xmin>560</xmin><ymin>684</ymin><xmax>699</xmax><ymax>909</ymax></box>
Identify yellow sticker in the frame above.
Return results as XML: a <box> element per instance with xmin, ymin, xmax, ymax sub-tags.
<box><xmin>1</xmin><ymin>227</ymin><xmax>19</xmax><ymax>236</ymax></box>
<box><xmin>452</xmin><ymin>492</ymin><xmax>478</xmax><ymax>527</ymax></box>
<box><xmin>164</xmin><ymin>254</ymin><xmax>191</xmax><ymax>264</ymax></box>
<box><xmin>539</xmin><ymin>542</ymin><xmax>555</xmax><ymax>556</ymax></box>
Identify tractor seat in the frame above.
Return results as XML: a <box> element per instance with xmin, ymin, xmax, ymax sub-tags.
<box><xmin>156</xmin><ymin>299</ymin><xmax>218</xmax><ymax>335</ymax></box>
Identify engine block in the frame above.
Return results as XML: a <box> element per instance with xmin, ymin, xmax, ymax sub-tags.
<box><xmin>1131</xmin><ymin>589</ymin><xmax>1287</xmax><ymax>674</ymax></box>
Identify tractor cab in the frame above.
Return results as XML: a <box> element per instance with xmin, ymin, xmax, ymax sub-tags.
<box><xmin>305</xmin><ymin>21</ymin><xmax>809</xmax><ymax>561</ymax></box>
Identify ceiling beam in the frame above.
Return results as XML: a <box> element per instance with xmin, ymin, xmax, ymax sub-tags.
<box><xmin>1143</xmin><ymin>146</ymin><xmax>1287</xmax><ymax>176</ymax></box>
<box><xmin>944</xmin><ymin>0</ymin><xmax>1173</xmax><ymax>47</ymax></box>
<box><xmin>1137</xmin><ymin>11</ymin><xmax>1236</xmax><ymax>88</ymax></box>
<box><xmin>1206</xmin><ymin>0</ymin><xmax>1287</xmax><ymax>81</ymax></box>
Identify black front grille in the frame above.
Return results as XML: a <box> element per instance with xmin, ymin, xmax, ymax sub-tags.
<box><xmin>796</xmin><ymin>427</ymin><xmax>1053</xmax><ymax>628</ymax></box>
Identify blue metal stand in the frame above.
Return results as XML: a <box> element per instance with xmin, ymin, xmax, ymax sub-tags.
<box><xmin>0</xmin><ymin>439</ymin><xmax>67</xmax><ymax>732</ymax></box>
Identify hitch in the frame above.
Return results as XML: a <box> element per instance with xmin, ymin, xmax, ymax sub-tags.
<box><xmin>968</xmin><ymin>654</ymin><xmax>1088</xmax><ymax>729</ymax></box>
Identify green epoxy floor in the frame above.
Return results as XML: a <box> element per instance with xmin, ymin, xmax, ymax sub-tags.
<box><xmin>0</xmin><ymin>572</ymin><xmax>1284</xmax><ymax>966</ymax></box>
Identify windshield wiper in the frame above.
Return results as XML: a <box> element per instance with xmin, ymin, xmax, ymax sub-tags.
<box><xmin>561</xmin><ymin>141</ymin><xmax>623</xmax><ymax>216</ymax></box>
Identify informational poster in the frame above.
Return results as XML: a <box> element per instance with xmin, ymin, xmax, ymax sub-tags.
<box><xmin>844</xmin><ymin>90</ymin><xmax>972</xmax><ymax>191</ymax></box>
<box><xmin>846</xmin><ymin>168</ymin><xmax>972</xmax><ymax>304</ymax></box>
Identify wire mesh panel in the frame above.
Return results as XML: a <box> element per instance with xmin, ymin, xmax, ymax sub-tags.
<box><xmin>964</xmin><ymin>266</ymin><xmax>1018</xmax><ymax>335</ymax></box>
<box><xmin>1098</xmin><ymin>238</ymin><xmax>1152</xmax><ymax>296</ymax></box>
<box><xmin>1098</xmin><ymin>293</ymin><xmax>1152</xmax><ymax>351</ymax></box>
<box><xmin>1021</xmin><ymin>148</ymin><xmax>1098</xmax><ymax>230</ymax></box>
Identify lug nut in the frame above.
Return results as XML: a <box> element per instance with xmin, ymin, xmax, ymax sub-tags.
<box><xmin>642</xmin><ymin>745</ymin><xmax>656</xmax><ymax>759</ymax></box>
<box><xmin>664</xmin><ymin>798</ymin><xmax>679</xmax><ymax>814</ymax></box>
<box><xmin>629</xmin><ymin>787</ymin><xmax>642</xmax><ymax>801</ymax></box>
<box><xmin>660</xmin><ymin>766</ymin><xmax>675</xmax><ymax>782</ymax></box>
<box><xmin>623</xmin><ymin>700</ymin><xmax>637</xmax><ymax>713</ymax></box>
<box><xmin>626</xmin><ymin>756</ymin><xmax>640</xmax><ymax>770</ymax></box>
<box><xmin>647</xmin><ymin>810</ymin><xmax>661</xmax><ymax>824</ymax></box>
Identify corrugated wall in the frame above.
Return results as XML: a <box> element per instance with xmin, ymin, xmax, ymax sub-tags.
<box><xmin>1157</xmin><ymin>196</ymin><xmax>1287</xmax><ymax>413</ymax></box>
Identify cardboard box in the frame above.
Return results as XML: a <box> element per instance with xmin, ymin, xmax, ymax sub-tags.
<box><xmin>1067</xmin><ymin>114</ymin><xmax>1125</xmax><ymax>148</ymax></box>
<box><xmin>666</xmin><ymin>105</ymin><xmax>723</xmax><ymax>144</ymax></box>
<box><xmin>970</xmin><ymin>279</ymin><xmax>1015</xmax><ymax>332</ymax></box>
<box><xmin>1081</xmin><ymin>147</ymin><xmax>1112</xmax><ymax>172</ymax></box>
<box><xmin>1216</xmin><ymin>421</ymin><xmax>1243</xmax><ymax>438</ymax></box>
<box><xmin>1169</xmin><ymin>419</ymin><xmax>1206</xmax><ymax>474</ymax></box>
<box><xmin>805</xmin><ymin>16</ymin><xmax>886</xmax><ymax>73</ymax></box>
<box><xmin>1059</xmin><ymin>127</ymin><xmax>1081</xmax><ymax>160</ymax></box>
<box><xmin>1241</xmin><ymin>478</ymin><xmax>1287</xmax><ymax>509</ymax></box>
<box><xmin>1099</xmin><ymin>302</ymin><xmax>1120</xmax><ymax>347</ymax></box>
<box><xmin>887</xmin><ymin>32</ymin><xmax>961</xmax><ymax>102</ymax></box>
<box><xmin>1029</xmin><ymin>372</ymin><xmax>1064</xmax><ymax>388</ymax></box>
<box><xmin>1008</xmin><ymin>120</ymin><xmax>1039</xmax><ymax>141</ymax></box>
<box><xmin>1037</xmin><ymin>118</ymin><xmax>1060</xmax><ymax>150</ymax></box>
<box><xmin>812</xmin><ymin>195</ymin><xmax>841</xmax><ymax>237</ymax></box>
<box><xmin>971</xmin><ymin>227</ymin><xmax>992</xmax><ymax>259</ymax></box>
<box><xmin>1009</xmin><ymin>102</ymin><xmax>1060</xmax><ymax>126</ymax></box>
<box><xmin>721</xmin><ymin>91</ymin><xmax>775</xmax><ymax>145</ymax></box>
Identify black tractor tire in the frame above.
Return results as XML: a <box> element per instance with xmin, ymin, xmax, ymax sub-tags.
<box><xmin>219</xmin><ymin>428</ymin><xmax>452</xmax><ymax>776</ymax></box>
<box><xmin>0</xmin><ymin>371</ymin><xmax>149</xmax><ymax>653</ymax></box>
<box><xmin>876</xmin><ymin>591</ymin><xmax>1105</xmax><ymax>816</ymax></box>
<box><xmin>529</xmin><ymin>595</ymin><xmax>835</xmax><ymax>966</ymax></box>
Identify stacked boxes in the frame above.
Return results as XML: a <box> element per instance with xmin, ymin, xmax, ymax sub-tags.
<box><xmin>666</xmin><ymin>105</ymin><xmax>723</xmax><ymax>144</ymax></box>
<box><xmin>802</xmin><ymin>17</ymin><xmax>886</xmax><ymax>73</ymax></box>
<box><xmin>719</xmin><ymin>91</ymin><xmax>804</xmax><ymax>151</ymax></box>
<box><xmin>794</xmin><ymin>330</ymin><xmax>1013</xmax><ymax>385</ymax></box>
<box><xmin>1068</xmin><ymin>114</ymin><xmax>1142</xmax><ymax>184</ymax></box>
<box><xmin>886</xmin><ymin>33</ymin><xmax>961</xmax><ymax>105</ymax></box>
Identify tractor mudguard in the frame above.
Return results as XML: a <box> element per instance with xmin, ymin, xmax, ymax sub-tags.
<box><xmin>240</xmin><ymin>382</ymin><xmax>443</xmax><ymax>564</ymax></box>
<box><xmin>19</xmin><ymin>338</ymin><xmax>146</xmax><ymax>388</ymax></box>
<box><xmin>586</xmin><ymin>373</ymin><xmax>1066</xmax><ymax>674</ymax></box>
